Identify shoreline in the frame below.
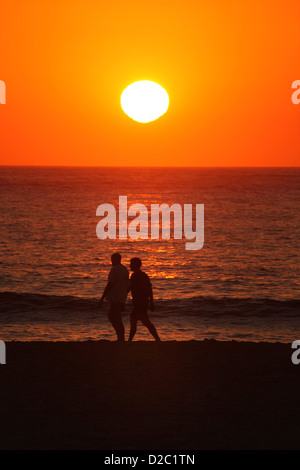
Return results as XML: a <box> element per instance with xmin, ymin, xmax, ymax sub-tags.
<box><xmin>2</xmin><ymin>337</ymin><xmax>296</xmax><ymax>345</ymax></box>
<box><xmin>1</xmin><ymin>291</ymin><xmax>299</xmax><ymax>343</ymax></box>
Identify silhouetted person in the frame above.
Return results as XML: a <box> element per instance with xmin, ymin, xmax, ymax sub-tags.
<box><xmin>99</xmin><ymin>253</ymin><xmax>129</xmax><ymax>341</ymax></box>
<box><xmin>128</xmin><ymin>257</ymin><xmax>161</xmax><ymax>341</ymax></box>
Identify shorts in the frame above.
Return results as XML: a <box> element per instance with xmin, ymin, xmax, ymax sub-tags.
<box><xmin>131</xmin><ymin>304</ymin><xmax>149</xmax><ymax>321</ymax></box>
<box><xmin>108</xmin><ymin>302</ymin><xmax>125</xmax><ymax>321</ymax></box>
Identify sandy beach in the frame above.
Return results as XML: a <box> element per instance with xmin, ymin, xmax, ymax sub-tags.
<box><xmin>0</xmin><ymin>340</ymin><xmax>299</xmax><ymax>450</ymax></box>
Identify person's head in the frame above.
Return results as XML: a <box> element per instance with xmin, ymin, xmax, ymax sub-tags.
<box><xmin>111</xmin><ymin>252</ymin><xmax>121</xmax><ymax>266</ymax></box>
<box><xmin>130</xmin><ymin>257</ymin><xmax>142</xmax><ymax>272</ymax></box>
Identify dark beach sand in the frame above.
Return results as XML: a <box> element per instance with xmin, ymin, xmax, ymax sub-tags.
<box><xmin>0</xmin><ymin>340</ymin><xmax>299</xmax><ymax>450</ymax></box>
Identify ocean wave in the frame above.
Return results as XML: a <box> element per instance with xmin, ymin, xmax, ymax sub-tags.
<box><xmin>0</xmin><ymin>291</ymin><xmax>299</xmax><ymax>322</ymax></box>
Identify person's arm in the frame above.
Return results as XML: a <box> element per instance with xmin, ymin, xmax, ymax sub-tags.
<box><xmin>99</xmin><ymin>282</ymin><xmax>113</xmax><ymax>308</ymax></box>
<box><xmin>149</xmin><ymin>281</ymin><xmax>154</xmax><ymax>311</ymax></box>
<box><xmin>99</xmin><ymin>267</ymin><xmax>116</xmax><ymax>308</ymax></box>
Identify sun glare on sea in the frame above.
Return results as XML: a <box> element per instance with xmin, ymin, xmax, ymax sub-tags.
<box><xmin>121</xmin><ymin>80</ymin><xmax>169</xmax><ymax>123</ymax></box>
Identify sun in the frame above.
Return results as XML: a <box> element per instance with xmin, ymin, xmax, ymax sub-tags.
<box><xmin>121</xmin><ymin>80</ymin><xmax>169</xmax><ymax>123</ymax></box>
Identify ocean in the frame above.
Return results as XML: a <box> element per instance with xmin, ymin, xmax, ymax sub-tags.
<box><xmin>0</xmin><ymin>166</ymin><xmax>299</xmax><ymax>342</ymax></box>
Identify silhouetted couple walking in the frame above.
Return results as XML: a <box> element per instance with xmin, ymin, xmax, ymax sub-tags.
<box><xmin>99</xmin><ymin>253</ymin><xmax>160</xmax><ymax>342</ymax></box>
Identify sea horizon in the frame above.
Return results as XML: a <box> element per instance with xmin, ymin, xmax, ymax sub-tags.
<box><xmin>1</xmin><ymin>165</ymin><xmax>300</xmax><ymax>168</ymax></box>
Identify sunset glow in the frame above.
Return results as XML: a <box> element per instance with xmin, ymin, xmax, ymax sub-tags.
<box><xmin>0</xmin><ymin>1</ymin><xmax>299</xmax><ymax>166</ymax></box>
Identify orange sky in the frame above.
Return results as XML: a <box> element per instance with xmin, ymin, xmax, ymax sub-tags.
<box><xmin>0</xmin><ymin>0</ymin><xmax>299</xmax><ymax>166</ymax></box>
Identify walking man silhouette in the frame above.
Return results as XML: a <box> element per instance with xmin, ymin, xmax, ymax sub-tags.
<box><xmin>128</xmin><ymin>257</ymin><xmax>161</xmax><ymax>341</ymax></box>
<box><xmin>99</xmin><ymin>253</ymin><xmax>129</xmax><ymax>341</ymax></box>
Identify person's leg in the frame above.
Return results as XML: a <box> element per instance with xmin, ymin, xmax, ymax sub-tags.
<box><xmin>128</xmin><ymin>314</ymin><xmax>138</xmax><ymax>341</ymax></box>
<box><xmin>141</xmin><ymin>317</ymin><xmax>161</xmax><ymax>341</ymax></box>
<box><xmin>108</xmin><ymin>303</ymin><xmax>125</xmax><ymax>341</ymax></box>
<box><xmin>114</xmin><ymin>312</ymin><xmax>125</xmax><ymax>341</ymax></box>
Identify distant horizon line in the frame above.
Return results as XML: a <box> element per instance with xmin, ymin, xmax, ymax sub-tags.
<box><xmin>1</xmin><ymin>165</ymin><xmax>300</xmax><ymax>169</ymax></box>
